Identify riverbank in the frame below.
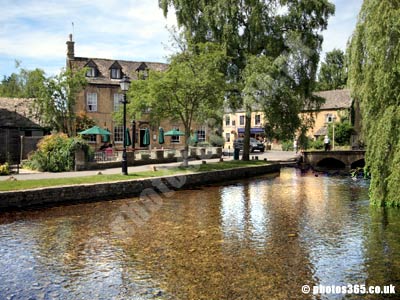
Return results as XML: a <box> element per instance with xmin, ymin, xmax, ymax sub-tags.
<box><xmin>0</xmin><ymin>162</ymin><xmax>281</xmax><ymax>210</ymax></box>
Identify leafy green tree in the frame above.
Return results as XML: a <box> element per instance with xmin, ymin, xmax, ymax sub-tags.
<box><xmin>159</xmin><ymin>0</ymin><xmax>334</xmax><ymax>160</ymax></box>
<box><xmin>125</xmin><ymin>42</ymin><xmax>227</xmax><ymax>166</ymax></box>
<box><xmin>0</xmin><ymin>73</ymin><xmax>23</xmax><ymax>97</ymax></box>
<box><xmin>317</xmin><ymin>49</ymin><xmax>347</xmax><ymax>91</ymax></box>
<box><xmin>348</xmin><ymin>0</ymin><xmax>400</xmax><ymax>206</ymax></box>
<box><xmin>32</xmin><ymin>68</ymin><xmax>87</xmax><ymax>136</ymax></box>
<box><xmin>0</xmin><ymin>62</ymin><xmax>46</xmax><ymax>98</ymax></box>
<box><xmin>328</xmin><ymin>121</ymin><xmax>354</xmax><ymax>146</ymax></box>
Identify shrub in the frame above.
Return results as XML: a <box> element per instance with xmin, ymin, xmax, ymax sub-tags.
<box><xmin>281</xmin><ymin>140</ymin><xmax>293</xmax><ymax>151</ymax></box>
<box><xmin>310</xmin><ymin>137</ymin><xmax>324</xmax><ymax>150</ymax></box>
<box><xmin>24</xmin><ymin>133</ymin><xmax>91</xmax><ymax>172</ymax></box>
<box><xmin>209</xmin><ymin>134</ymin><xmax>225</xmax><ymax>147</ymax></box>
<box><xmin>0</xmin><ymin>163</ymin><xmax>10</xmax><ymax>175</ymax></box>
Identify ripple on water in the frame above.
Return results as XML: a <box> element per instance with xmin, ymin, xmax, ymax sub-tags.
<box><xmin>0</xmin><ymin>169</ymin><xmax>398</xmax><ymax>300</ymax></box>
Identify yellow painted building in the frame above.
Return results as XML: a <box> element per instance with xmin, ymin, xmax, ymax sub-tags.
<box><xmin>66</xmin><ymin>35</ymin><xmax>210</xmax><ymax>150</ymax></box>
<box><xmin>222</xmin><ymin>89</ymin><xmax>353</xmax><ymax>149</ymax></box>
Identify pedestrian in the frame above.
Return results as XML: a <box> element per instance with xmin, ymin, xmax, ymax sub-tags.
<box><xmin>293</xmin><ymin>139</ymin><xmax>298</xmax><ymax>154</ymax></box>
<box><xmin>324</xmin><ymin>135</ymin><xmax>330</xmax><ymax>151</ymax></box>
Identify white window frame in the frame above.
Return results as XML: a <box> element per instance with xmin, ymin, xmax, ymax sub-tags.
<box><xmin>114</xmin><ymin>125</ymin><xmax>124</xmax><ymax>143</ymax></box>
<box><xmin>88</xmin><ymin>134</ymin><xmax>96</xmax><ymax>143</ymax></box>
<box><xmin>255</xmin><ymin>114</ymin><xmax>261</xmax><ymax>126</ymax></box>
<box><xmin>225</xmin><ymin>115</ymin><xmax>230</xmax><ymax>126</ymax></box>
<box><xmin>87</xmin><ymin>93</ymin><xmax>97</xmax><ymax>112</ymax></box>
<box><xmin>111</xmin><ymin>68</ymin><xmax>121</xmax><ymax>79</ymax></box>
<box><xmin>86</xmin><ymin>67</ymin><xmax>96</xmax><ymax>77</ymax></box>
<box><xmin>113</xmin><ymin>93</ymin><xmax>123</xmax><ymax>112</ymax></box>
<box><xmin>197</xmin><ymin>127</ymin><xmax>206</xmax><ymax>142</ymax></box>
<box><xmin>239</xmin><ymin>115</ymin><xmax>245</xmax><ymax>126</ymax></box>
<box><xmin>225</xmin><ymin>132</ymin><xmax>231</xmax><ymax>143</ymax></box>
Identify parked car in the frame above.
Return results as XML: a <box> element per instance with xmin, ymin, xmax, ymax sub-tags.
<box><xmin>233</xmin><ymin>138</ymin><xmax>265</xmax><ymax>152</ymax></box>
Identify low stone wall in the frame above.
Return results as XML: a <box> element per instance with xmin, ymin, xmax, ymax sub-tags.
<box><xmin>0</xmin><ymin>164</ymin><xmax>280</xmax><ymax>210</ymax></box>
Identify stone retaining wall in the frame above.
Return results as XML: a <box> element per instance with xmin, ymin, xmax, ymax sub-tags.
<box><xmin>0</xmin><ymin>164</ymin><xmax>280</xmax><ymax>210</ymax></box>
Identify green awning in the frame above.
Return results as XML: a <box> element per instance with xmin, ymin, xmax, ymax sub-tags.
<box><xmin>164</xmin><ymin>129</ymin><xmax>185</xmax><ymax>136</ymax></box>
<box><xmin>79</xmin><ymin>126</ymin><xmax>111</xmax><ymax>135</ymax></box>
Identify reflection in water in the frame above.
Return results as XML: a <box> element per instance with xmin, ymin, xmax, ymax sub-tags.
<box><xmin>0</xmin><ymin>168</ymin><xmax>399</xmax><ymax>299</ymax></box>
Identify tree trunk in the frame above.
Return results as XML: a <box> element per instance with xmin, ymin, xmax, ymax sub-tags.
<box><xmin>182</xmin><ymin>128</ymin><xmax>191</xmax><ymax>167</ymax></box>
<box><xmin>242</xmin><ymin>106</ymin><xmax>251</xmax><ymax>161</ymax></box>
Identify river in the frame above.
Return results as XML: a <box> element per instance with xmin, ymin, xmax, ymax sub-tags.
<box><xmin>0</xmin><ymin>168</ymin><xmax>399</xmax><ymax>299</ymax></box>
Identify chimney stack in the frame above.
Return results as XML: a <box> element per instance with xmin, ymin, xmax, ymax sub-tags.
<box><xmin>66</xmin><ymin>34</ymin><xmax>75</xmax><ymax>60</ymax></box>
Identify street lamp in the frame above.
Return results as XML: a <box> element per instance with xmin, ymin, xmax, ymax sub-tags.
<box><xmin>120</xmin><ymin>75</ymin><xmax>131</xmax><ymax>175</ymax></box>
<box><xmin>332</xmin><ymin>115</ymin><xmax>337</xmax><ymax>150</ymax></box>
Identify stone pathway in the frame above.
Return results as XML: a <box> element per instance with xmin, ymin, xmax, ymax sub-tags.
<box><xmin>0</xmin><ymin>150</ymin><xmax>298</xmax><ymax>181</ymax></box>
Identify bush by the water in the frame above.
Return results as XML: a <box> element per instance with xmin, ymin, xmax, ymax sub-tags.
<box><xmin>24</xmin><ymin>133</ymin><xmax>92</xmax><ymax>172</ymax></box>
<box><xmin>0</xmin><ymin>163</ymin><xmax>10</xmax><ymax>175</ymax></box>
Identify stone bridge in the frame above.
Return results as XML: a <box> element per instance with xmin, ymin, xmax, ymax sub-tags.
<box><xmin>302</xmin><ymin>150</ymin><xmax>366</xmax><ymax>171</ymax></box>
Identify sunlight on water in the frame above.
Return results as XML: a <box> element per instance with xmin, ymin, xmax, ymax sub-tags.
<box><xmin>0</xmin><ymin>168</ymin><xmax>399</xmax><ymax>299</ymax></box>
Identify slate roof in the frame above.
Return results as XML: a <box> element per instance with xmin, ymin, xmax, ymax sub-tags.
<box><xmin>69</xmin><ymin>57</ymin><xmax>169</xmax><ymax>85</ymax></box>
<box><xmin>224</xmin><ymin>89</ymin><xmax>352</xmax><ymax>113</ymax></box>
<box><xmin>314</xmin><ymin>89</ymin><xmax>352</xmax><ymax>110</ymax></box>
<box><xmin>0</xmin><ymin>98</ymin><xmax>41</xmax><ymax>129</ymax></box>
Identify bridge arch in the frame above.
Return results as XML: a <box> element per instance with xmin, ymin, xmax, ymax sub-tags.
<box><xmin>350</xmin><ymin>159</ymin><xmax>365</xmax><ymax>169</ymax></box>
<box><xmin>316</xmin><ymin>158</ymin><xmax>346</xmax><ymax>170</ymax></box>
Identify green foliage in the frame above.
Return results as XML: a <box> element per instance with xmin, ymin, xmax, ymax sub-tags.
<box><xmin>159</xmin><ymin>0</ymin><xmax>335</xmax><ymax>160</ymax></box>
<box><xmin>329</xmin><ymin>121</ymin><xmax>354</xmax><ymax>146</ymax></box>
<box><xmin>125</xmin><ymin>42</ymin><xmax>227</xmax><ymax>164</ymax></box>
<box><xmin>0</xmin><ymin>162</ymin><xmax>10</xmax><ymax>175</ymax></box>
<box><xmin>317</xmin><ymin>49</ymin><xmax>347</xmax><ymax>91</ymax></box>
<box><xmin>24</xmin><ymin>133</ymin><xmax>91</xmax><ymax>172</ymax></box>
<box><xmin>31</xmin><ymin>68</ymin><xmax>87</xmax><ymax>136</ymax></box>
<box><xmin>310</xmin><ymin>137</ymin><xmax>324</xmax><ymax>150</ymax></box>
<box><xmin>0</xmin><ymin>65</ymin><xmax>46</xmax><ymax>98</ymax></box>
<box><xmin>348</xmin><ymin>0</ymin><xmax>400</xmax><ymax>206</ymax></box>
<box><xmin>281</xmin><ymin>140</ymin><xmax>294</xmax><ymax>151</ymax></box>
<box><xmin>209</xmin><ymin>134</ymin><xmax>225</xmax><ymax>147</ymax></box>
<box><xmin>75</xmin><ymin>111</ymin><xmax>96</xmax><ymax>133</ymax></box>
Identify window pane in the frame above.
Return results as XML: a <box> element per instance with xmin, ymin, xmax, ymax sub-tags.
<box><xmin>225</xmin><ymin>115</ymin><xmax>230</xmax><ymax>126</ymax></box>
<box><xmin>114</xmin><ymin>125</ymin><xmax>123</xmax><ymax>143</ymax></box>
<box><xmin>111</xmin><ymin>68</ymin><xmax>121</xmax><ymax>79</ymax></box>
<box><xmin>87</xmin><ymin>93</ymin><xmax>97</xmax><ymax>112</ymax></box>
<box><xmin>171</xmin><ymin>127</ymin><xmax>180</xmax><ymax>143</ymax></box>
<box><xmin>113</xmin><ymin>94</ymin><xmax>123</xmax><ymax>111</ymax></box>
<box><xmin>225</xmin><ymin>133</ymin><xmax>231</xmax><ymax>142</ymax></box>
<box><xmin>196</xmin><ymin>128</ymin><xmax>206</xmax><ymax>142</ymax></box>
<box><xmin>239</xmin><ymin>115</ymin><xmax>245</xmax><ymax>125</ymax></box>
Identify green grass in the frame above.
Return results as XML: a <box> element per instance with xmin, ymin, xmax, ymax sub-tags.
<box><xmin>0</xmin><ymin>160</ymin><xmax>268</xmax><ymax>192</ymax></box>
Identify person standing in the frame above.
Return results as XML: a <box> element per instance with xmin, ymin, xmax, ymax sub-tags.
<box><xmin>293</xmin><ymin>139</ymin><xmax>298</xmax><ymax>154</ymax></box>
<box><xmin>324</xmin><ymin>135</ymin><xmax>330</xmax><ymax>151</ymax></box>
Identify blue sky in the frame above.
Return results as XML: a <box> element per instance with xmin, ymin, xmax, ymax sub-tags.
<box><xmin>0</xmin><ymin>0</ymin><xmax>363</xmax><ymax>78</ymax></box>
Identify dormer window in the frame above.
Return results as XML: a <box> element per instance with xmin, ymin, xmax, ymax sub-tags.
<box><xmin>136</xmin><ymin>62</ymin><xmax>149</xmax><ymax>80</ymax></box>
<box><xmin>85</xmin><ymin>60</ymin><xmax>99</xmax><ymax>77</ymax></box>
<box><xmin>86</xmin><ymin>67</ymin><xmax>97</xmax><ymax>77</ymax></box>
<box><xmin>111</xmin><ymin>68</ymin><xmax>121</xmax><ymax>79</ymax></box>
<box><xmin>109</xmin><ymin>61</ymin><xmax>122</xmax><ymax>79</ymax></box>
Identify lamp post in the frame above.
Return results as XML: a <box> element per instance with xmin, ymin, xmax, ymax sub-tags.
<box><xmin>120</xmin><ymin>75</ymin><xmax>131</xmax><ymax>175</ymax></box>
<box><xmin>332</xmin><ymin>115</ymin><xmax>337</xmax><ymax>150</ymax></box>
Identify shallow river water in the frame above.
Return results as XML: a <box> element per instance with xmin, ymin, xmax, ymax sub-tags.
<box><xmin>0</xmin><ymin>168</ymin><xmax>399</xmax><ymax>300</ymax></box>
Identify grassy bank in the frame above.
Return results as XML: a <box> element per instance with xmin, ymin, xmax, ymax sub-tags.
<box><xmin>0</xmin><ymin>160</ymin><xmax>267</xmax><ymax>192</ymax></box>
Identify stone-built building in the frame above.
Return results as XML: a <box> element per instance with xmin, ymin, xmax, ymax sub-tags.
<box><xmin>66</xmin><ymin>35</ymin><xmax>210</xmax><ymax>150</ymax></box>
<box><xmin>222</xmin><ymin>89</ymin><xmax>355</xmax><ymax>149</ymax></box>
<box><xmin>0</xmin><ymin>97</ymin><xmax>45</xmax><ymax>163</ymax></box>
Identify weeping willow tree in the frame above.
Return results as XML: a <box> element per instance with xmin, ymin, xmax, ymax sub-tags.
<box><xmin>348</xmin><ymin>0</ymin><xmax>400</xmax><ymax>206</ymax></box>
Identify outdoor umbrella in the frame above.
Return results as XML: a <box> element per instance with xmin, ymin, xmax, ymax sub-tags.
<box><xmin>158</xmin><ymin>127</ymin><xmax>165</xmax><ymax>144</ymax></box>
<box><xmin>164</xmin><ymin>129</ymin><xmax>185</xmax><ymax>136</ymax></box>
<box><xmin>78</xmin><ymin>126</ymin><xmax>111</xmax><ymax>136</ymax></box>
<box><xmin>143</xmin><ymin>128</ymin><xmax>150</xmax><ymax>146</ymax></box>
<box><xmin>125</xmin><ymin>128</ymin><xmax>132</xmax><ymax>147</ymax></box>
<box><xmin>79</xmin><ymin>126</ymin><xmax>112</xmax><ymax>150</ymax></box>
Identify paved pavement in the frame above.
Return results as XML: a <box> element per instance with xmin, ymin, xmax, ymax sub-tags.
<box><xmin>0</xmin><ymin>150</ymin><xmax>298</xmax><ymax>181</ymax></box>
